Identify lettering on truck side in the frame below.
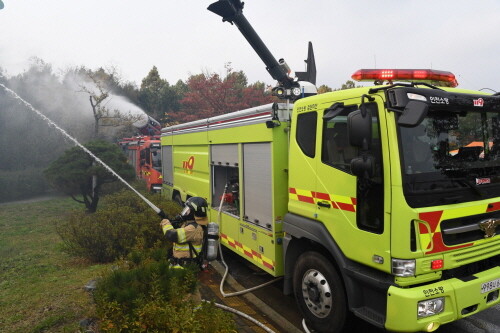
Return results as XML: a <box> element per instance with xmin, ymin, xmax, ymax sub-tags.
<box><xmin>429</xmin><ymin>96</ymin><xmax>449</xmax><ymax>104</ymax></box>
<box><xmin>296</xmin><ymin>103</ymin><xmax>318</xmax><ymax>113</ymax></box>
<box><xmin>423</xmin><ymin>286</ymin><xmax>445</xmax><ymax>298</ymax></box>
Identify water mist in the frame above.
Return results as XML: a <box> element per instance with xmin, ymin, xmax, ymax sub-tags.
<box><xmin>0</xmin><ymin>83</ymin><xmax>166</xmax><ymax>218</ymax></box>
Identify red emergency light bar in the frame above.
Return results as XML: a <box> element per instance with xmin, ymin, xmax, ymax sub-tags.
<box><xmin>351</xmin><ymin>69</ymin><xmax>458</xmax><ymax>87</ymax></box>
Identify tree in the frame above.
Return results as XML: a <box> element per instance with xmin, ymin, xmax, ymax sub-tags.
<box><xmin>117</xmin><ymin>81</ymin><xmax>141</xmax><ymax>106</ymax></box>
<box><xmin>44</xmin><ymin>140</ymin><xmax>135</xmax><ymax>213</ymax></box>
<box><xmin>65</xmin><ymin>66</ymin><xmax>143</xmax><ymax>140</ymax></box>
<box><xmin>139</xmin><ymin>66</ymin><xmax>168</xmax><ymax>121</ymax></box>
<box><xmin>317</xmin><ymin>84</ymin><xmax>333</xmax><ymax>94</ymax></box>
<box><xmin>178</xmin><ymin>65</ymin><xmax>273</xmax><ymax>122</ymax></box>
<box><xmin>335</xmin><ymin>80</ymin><xmax>362</xmax><ymax>91</ymax></box>
<box><xmin>139</xmin><ymin>66</ymin><xmax>184</xmax><ymax>125</ymax></box>
<box><xmin>85</xmin><ymin>72</ymin><xmax>110</xmax><ymax>138</ymax></box>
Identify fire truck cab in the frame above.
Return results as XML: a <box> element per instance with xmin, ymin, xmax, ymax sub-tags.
<box><xmin>119</xmin><ymin>136</ymin><xmax>162</xmax><ymax>192</ymax></box>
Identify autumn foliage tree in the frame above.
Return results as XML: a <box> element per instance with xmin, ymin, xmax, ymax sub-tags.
<box><xmin>176</xmin><ymin>66</ymin><xmax>273</xmax><ymax>123</ymax></box>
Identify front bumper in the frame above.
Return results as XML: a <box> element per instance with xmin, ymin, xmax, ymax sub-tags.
<box><xmin>385</xmin><ymin>265</ymin><xmax>500</xmax><ymax>332</ymax></box>
<box><xmin>151</xmin><ymin>184</ymin><xmax>163</xmax><ymax>192</ymax></box>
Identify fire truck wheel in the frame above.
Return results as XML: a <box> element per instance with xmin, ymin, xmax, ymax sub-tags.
<box><xmin>293</xmin><ymin>251</ymin><xmax>348</xmax><ymax>333</ymax></box>
<box><xmin>173</xmin><ymin>193</ymin><xmax>183</xmax><ymax>207</ymax></box>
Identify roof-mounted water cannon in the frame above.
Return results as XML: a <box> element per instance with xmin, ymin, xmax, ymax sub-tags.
<box><xmin>132</xmin><ymin>114</ymin><xmax>161</xmax><ymax>136</ymax></box>
<box><xmin>208</xmin><ymin>0</ymin><xmax>317</xmax><ymax>100</ymax></box>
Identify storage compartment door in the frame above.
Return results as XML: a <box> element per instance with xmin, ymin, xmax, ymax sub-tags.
<box><xmin>211</xmin><ymin>144</ymin><xmax>238</xmax><ymax>166</ymax></box>
<box><xmin>161</xmin><ymin>145</ymin><xmax>173</xmax><ymax>186</ymax></box>
<box><xmin>243</xmin><ymin>143</ymin><xmax>272</xmax><ymax>229</ymax></box>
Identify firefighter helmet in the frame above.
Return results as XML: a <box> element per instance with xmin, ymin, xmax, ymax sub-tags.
<box><xmin>181</xmin><ymin>197</ymin><xmax>208</xmax><ymax>219</ymax></box>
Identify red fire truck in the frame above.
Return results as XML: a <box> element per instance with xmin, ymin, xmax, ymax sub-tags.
<box><xmin>119</xmin><ymin>136</ymin><xmax>163</xmax><ymax>192</ymax></box>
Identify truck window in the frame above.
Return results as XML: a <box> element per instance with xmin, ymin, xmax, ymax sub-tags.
<box><xmin>151</xmin><ymin>149</ymin><xmax>161</xmax><ymax>172</ymax></box>
<box><xmin>144</xmin><ymin>148</ymin><xmax>151</xmax><ymax>164</ymax></box>
<box><xmin>322</xmin><ymin>103</ymin><xmax>384</xmax><ymax>233</ymax></box>
<box><xmin>296</xmin><ymin>112</ymin><xmax>317</xmax><ymax>158</ymax></box>
<box><xmin>321</xmin><ymin>105</ymin><xmax>358</xmax><ymax>172</ymax></box>
<box><xmin>127</xmin><ymin>150</ymin><xmax>135</xmax><ymax>167</ymax></box>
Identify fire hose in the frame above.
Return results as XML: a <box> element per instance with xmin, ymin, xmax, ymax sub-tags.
<box><xmin>207</xmin><ymin>183</ymin><xmax>284</xmax><ymax>333</ymax></box>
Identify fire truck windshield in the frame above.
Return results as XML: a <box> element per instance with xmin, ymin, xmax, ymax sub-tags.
<box><xmin>398</xmin><ymin>109</ymin><xmax>500</xmax><ymax>207</ymax></box>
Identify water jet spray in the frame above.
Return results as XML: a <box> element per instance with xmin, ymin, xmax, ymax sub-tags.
<box><xmin>0</xmin><ymin>83</ymin><xmax>168</xmax><ymax>219</ymax></box>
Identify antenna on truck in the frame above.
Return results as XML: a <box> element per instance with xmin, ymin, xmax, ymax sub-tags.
<box><xmin>208</xmin><ymin>0</ymin><xmax>317</xmax><ymax>100</ymax></box>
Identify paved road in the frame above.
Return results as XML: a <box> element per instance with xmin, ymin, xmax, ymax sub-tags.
<box><xmin>214</xmin><ymin>247</ymin><xmax>499</xmax><ymax>333</ymax></box>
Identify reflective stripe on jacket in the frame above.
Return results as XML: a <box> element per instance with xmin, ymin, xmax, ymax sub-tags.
<box><xmin>162</xmin><ymin>219</ymin><xmax>204</xmax><ymax>259</ymax></box>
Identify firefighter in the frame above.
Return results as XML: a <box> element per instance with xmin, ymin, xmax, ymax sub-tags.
<box><xmin>160</xmin><ymin>197</ymin><xmax>208</xmax><ymax>269</ymax></box>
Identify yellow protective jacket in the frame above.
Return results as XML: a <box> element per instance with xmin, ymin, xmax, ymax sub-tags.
<box><xmin>161</xmin><ymin>217</ymin><xmax>206</xmax><ymax>259</ymax></box>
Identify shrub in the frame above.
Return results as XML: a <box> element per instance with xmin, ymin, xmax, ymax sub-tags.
<box><xmin>57</xmin><ymin>189</ymin><xmax>181</xmax><ymax>263</ymax></box>
<box><xmin>94</xmin><ymin>255</ymin><xmax>236</xmax><ymax>333</ymax></box>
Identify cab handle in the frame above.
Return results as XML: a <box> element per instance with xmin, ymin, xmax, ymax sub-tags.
<box><xmin>317</xmin><ymin>201</ymin><xmax>331</xmax><ymax>208</ymax></box>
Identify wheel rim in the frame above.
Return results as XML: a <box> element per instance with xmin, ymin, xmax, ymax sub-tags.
<box><xmin>301</xmin><ymin>268</ymin><xmax>333</xmax><ymax>318</ymax></box>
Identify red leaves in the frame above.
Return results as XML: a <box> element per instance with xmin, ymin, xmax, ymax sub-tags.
<box><xmin>176</xmin><ymin>70</ymin><xmax>273</xmax><ymax>123</ymax></box>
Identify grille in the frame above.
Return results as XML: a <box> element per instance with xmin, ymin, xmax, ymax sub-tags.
<box><xmin>441</xmin><ymin>211</ymin><xmax>500</xmax><ymax>246</ymax></box>
<box><xmin>442</xmin><ymin>255</ymin><xmax>499</xmax><ymax>281</ymax></box>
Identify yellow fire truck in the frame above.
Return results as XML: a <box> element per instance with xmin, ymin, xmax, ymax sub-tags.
<box><xmin>160</xmin><ymin>1</ymin><xmax>500</xmax><ymax>332</ymax></box>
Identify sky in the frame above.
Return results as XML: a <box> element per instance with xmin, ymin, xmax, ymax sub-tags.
<box><xmin>1</xmin><ymin>0</ymin><xmax>500</xmax><ymax>92</ymax></box>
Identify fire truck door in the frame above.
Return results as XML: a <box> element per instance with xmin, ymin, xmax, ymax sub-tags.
<box><xmin>315</xmin><ymin>98</ymin><xmax>388</xmax><ymax>266</ymax></box>
<box><xmin>288</xmin><ymin>110</ymin><xmax>318</xmax><ymax>221</ymax></box>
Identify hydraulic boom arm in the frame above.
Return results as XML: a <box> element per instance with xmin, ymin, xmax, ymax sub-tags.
<box><xmin>208</xmin><ymin>0</ymin><xmax>293</xmax><ymax>88</ymax></box>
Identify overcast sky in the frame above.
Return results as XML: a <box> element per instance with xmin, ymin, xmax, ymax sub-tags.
<box><xmin>1</xmin><ymin>0</ymin><xmax>499</xmax><ymax>92</ymax></box>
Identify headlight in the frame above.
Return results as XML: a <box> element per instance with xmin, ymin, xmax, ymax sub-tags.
<box><xmin>391</xmin><ymin>258</ymin><xmax>416</xmax><ymax>277</ymax></box>
<box><xmin>272</xmin><ymin>86</ymin><xmax>286</xmax><ymax>98</ymax></box>
<box><xmin>418</xmin><ymin>297</ymin><xmax>444</xmax><ymax>318</ymax></box>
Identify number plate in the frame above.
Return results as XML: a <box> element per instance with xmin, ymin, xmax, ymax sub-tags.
<box><xmin>481</xmin><ymin>278</ymin><xmax>500</xmax><ymax>294</ymax></box>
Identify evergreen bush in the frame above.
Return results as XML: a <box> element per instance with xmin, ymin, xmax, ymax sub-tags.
<box><xmin>57</xmin><ymin>189</ymin><xmax>180</xmax><ymax>263</ymax></box>
<box><xmin>94</xmin><ymin>253</ymin><xmax>236</xmax><ymax>332</ymax></box>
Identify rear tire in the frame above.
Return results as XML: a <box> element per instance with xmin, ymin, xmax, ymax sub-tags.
<box><xmin>293</xmin><ymin>251</ymin><xmax>348</xmax><ymax>333</ymax></box>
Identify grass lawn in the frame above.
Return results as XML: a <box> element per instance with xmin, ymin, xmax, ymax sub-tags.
<box><xmin>0</xmin><ymin>197</ymin><xmax>110</xmax><ymax>333</ymax></box>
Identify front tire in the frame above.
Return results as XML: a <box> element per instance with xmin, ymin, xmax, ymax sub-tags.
<box><xmin>293</xmin><ymin>251</ymin><xmax>348</xmax><ymax>333</ymax></box>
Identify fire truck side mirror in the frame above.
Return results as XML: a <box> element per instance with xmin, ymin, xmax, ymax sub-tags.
<box><xmin>398</xmin><ymin>101</ymin><xmax>428</xmax><ymax>127</ymax></box>
<box><xmin>348</xmin><ymin>107</ymin><xmax>372</xmax><ymax>150</ymax></box>
<box><xmin>351</xmin><ymin>155</ymin><xmax>375</xmax><ymax>178</ymax></box>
